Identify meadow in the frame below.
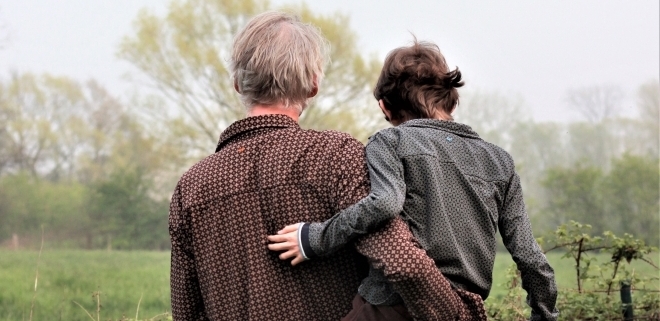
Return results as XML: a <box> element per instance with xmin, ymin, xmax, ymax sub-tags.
<box><xmin>0</xmin><ymin>251</ymin><xmax>170</xmax><ymax>321</ymax></box>
<box><xmin>1</xmin><ymin>250</ymin><xmax>657</xmax><ymax>320</ymax></box>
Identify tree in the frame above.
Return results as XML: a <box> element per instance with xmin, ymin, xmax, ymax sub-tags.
<box><xmin>564</xmin><ymin>121</ymin><xmax>617</xmax><ymax>169</ymax></box>
<box><xmin>0</xmin><ymin>173</ymin><xmax>88</xmax><ymax>248</ymax></box>
<box><xmin>0</xmin><ymin>111</ymin><xmax>174</xmax><ymax>249</ymax></box>
<box><xmin>601</xmin><ymin>155</ymin><xmax>659</xmax><ymax>246</ymax></box>
<box><xmin>565</xmin><ymin>84</ymin><xmax>624</xmax><ymax>123</ymax></box>
<box><xmin>0</xmin><ymin>73</ymin><xmax>177</xmax><ymax>248</ymax></box>
<box><xmin>635</xmin><ymin>79</ymin><xmax>659</xmax><ymax>157</ymax></box>
<box><xmin>452</xmin><ymin>90</ymin><xmax>531</xmax><ymax>151</ymax></box>
<box><xmin>539</xmin><ymin>154</ymin><xmax>659</xmax><ymax>245</ymax></box>
<box><xmin>0</xmin><ymin>73</ymin><xmax>82</xmax><ymax>178</ymax></box>
<box><xmin>85</xmin><ymin>168</ymin><xmax>170</xmax><ymax>250</ymax></box>
<box><xmin>506</xmin><ymin>121</ymin><xmax>569</xmax><ymax>216</ymax></box>
<box><xmin>637</xmin><ymin>80</ymin><xmax>660</xmax><ymax>128</ymax></box>
<box><xmin>0</xmin><ymin>73</ymin><xmax>124</xmax><ymax>180</ymax></box>
<box><xmin>118</xmin><ymin>0</ymin><xmax>384</xmax><ymax>156</ymax></box>
<box><xmin>540</xmin><ymin>164</ymin><xmax>606</xmax><ymax>234</ymax></box>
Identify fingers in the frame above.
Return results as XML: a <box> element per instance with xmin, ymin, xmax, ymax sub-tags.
<box><xmin>267</xmin><ymin>230</ymin><xmax>297</xmax><ymax>243</ymax></box>
<box><xmin>267</xmin><ymin>234</ymin><xmax>288</xmax><ymax>243</ymax></box>
<box><xmin>267</xmin><ymin>223</ymin><xmax>305</xmax><ymax>266</ymax></box>
<box><xmin>278</xmin><ymin>249</ymin><xmax>298</xmax><ymax>261</ymax></box>
<box><xmin>291</xmin><ymin>255</ymin><xmax>305</xmax><ymax>266</ymax></box>
<box><xmin>278</xmin><ymin>223</ymin><xmax>300</xmax><ymax>235</ymax></box>
<box><xmin>267</xmin><ymin>231</ymin><xmax>298</xmax><ymax>252</ymax></box>
<box><xmin>267</xmin><ymin>241</ymin><xmax>292</xmax><ymax>252</ymax></box>
<box><xmin>267</xmin><ymin>241</ymin><xmax>305</xmax><ymax>265</ymax></box>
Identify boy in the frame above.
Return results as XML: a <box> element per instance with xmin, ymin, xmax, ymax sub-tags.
<box><xmin>269</xmin><ymin>40</ymin><xmax>558</xmax><ymax>321</ymax></box>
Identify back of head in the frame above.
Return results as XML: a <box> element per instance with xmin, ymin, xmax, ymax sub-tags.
<box><xmin>231</xmin><ymin>11</ymin><xmax>328</xmax><ymax>112</ymax></box>
<box><xmin>374</xmin><ymin>39</ymin><xmax>464</xmax><ymax>122</ymax></box>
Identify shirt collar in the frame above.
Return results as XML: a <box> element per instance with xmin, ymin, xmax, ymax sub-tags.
<box><xmin>215</xmin><ymin>114</ymin><xmax>299</xmax><ymax>152</ymax></box>
<box><xmin>399</xmin><ymin>118</ymin><xmax>481</xmax><ymax>139</ymax></box>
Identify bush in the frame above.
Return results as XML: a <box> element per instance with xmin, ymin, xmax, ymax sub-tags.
<box><xmin>486</xmin><ymin>221</ymin><xmax>659</xmax><ymax>320</ymax></box>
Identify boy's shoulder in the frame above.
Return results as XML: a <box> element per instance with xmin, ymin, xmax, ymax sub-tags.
<box><xmin>366</xmin><ymin>127</ymin><xmax>400</xmax><ymax>146</ymax></box>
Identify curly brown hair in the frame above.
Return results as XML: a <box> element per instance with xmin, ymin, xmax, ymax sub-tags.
<box><xmin>374</xmin><ymin>39</ymin><xmax>464</xmax><ymax>122</ymax></box>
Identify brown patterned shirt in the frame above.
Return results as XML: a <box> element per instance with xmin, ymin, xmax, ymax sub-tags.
<box><xmin>169</xmin><ymin>115</ymin><xmax>371</xmax><ymax>321</ymax></box>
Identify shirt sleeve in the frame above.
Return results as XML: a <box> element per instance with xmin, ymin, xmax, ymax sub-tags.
<box><xmin>169</xmin><ymin>182</ymin><xmax>209</xmax><ymax>321</ymax></box>
<box><xmin>499</xmin><ymin>172</ymin><xmax>559</xmax><ymax>321</ymax></box>
<box><xmin>355</xmin><ymin>217</ymin><xmax>480</xmax><ymax>320</ymax></box>
<box><xmin>301</xmin><ymin>132</ymin><xmax>406</xmax><ymax>258</ymax></box>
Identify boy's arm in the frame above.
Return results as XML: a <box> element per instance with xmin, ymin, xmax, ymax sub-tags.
<box><xmin>267</xmin><ymin>132</ymin><xmax>404</xmax><ymax>261</ymax></box>
<box><xmin>301</xmin><ymin>132</ymin><xmax>406</xmax><ymax>258</ymax></box>
<box><xmin>268</xmin><ymin>133</ymin><xmax>465</xmax><ymax>319</ymax></box>
<box><xmin>499</xmin><ymin>172</ymin><xmax>559</xmax><ymax>321</ymax></box>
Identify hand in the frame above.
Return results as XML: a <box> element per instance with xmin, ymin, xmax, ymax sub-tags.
<box><xmin>267</xmin><ymin>223</ymin><xmax>306</xmax><ymax>266</ymax></box>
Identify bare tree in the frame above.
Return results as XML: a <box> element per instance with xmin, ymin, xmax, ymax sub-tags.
<box><xmin>635</xmin><ymin>79</ymin><xmax>659</xmax><ymax>156</ymax></box>
<box><xmin>453</xmin><ymin>90</ymin><xmax>530</xmax><ymax>150</ymax></box>
<box><xmin>637</xmin><ymin>80</ymin><xmax>659</xmax><ymax>128</ymax></box>
<box><xmin>565</xmin><ymin>85</ymin><xmax>624</xmax><ymax>123</ymax></box>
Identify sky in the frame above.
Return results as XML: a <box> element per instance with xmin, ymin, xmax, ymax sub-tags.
<box><xmin>0</xmin><ymin>0</ymin><xmax>658</xmax><ymax>122</ymax></box>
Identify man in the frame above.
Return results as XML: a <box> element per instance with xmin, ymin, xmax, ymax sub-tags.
<box><xmin>269</xmin><ymin>40</ymin><xmax>559</xmax><ymax>320</ymax></box>
<box><xmin>169</xmin><ymin>12</ymin><xmax>446</xmax><ymax>321</ymax></box>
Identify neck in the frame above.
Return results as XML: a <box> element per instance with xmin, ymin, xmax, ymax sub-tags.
<box><xmin>247</xmin><ymin>103</ymin><xmax>301</xmax><ymax>122</ymax></box>
<box><xmin>436</xmin><ymin>115</ymin><xmax>453</xmax><ymax>121</ymax></box>
<box><xmin>433</xmin><ymin>110</ymin><xmax>453</xmax><ymax>121</ymax></box>
<box><xmin>394</xmin><ymin>113</ymin><xmax>452</xmax><ymax>126</ymax></box>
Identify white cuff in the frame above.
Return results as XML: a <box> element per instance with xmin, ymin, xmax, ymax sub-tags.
<box><xmin>297</xmin><ymin>223</ymin><xmax>309</xmax><ymax>260</ymax></box>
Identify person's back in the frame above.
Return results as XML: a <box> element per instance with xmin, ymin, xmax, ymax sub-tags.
<box><xmin>168</xmin><ymin>11</ymin><xmax>372</xmax><ymax>321</ymax></box>
<box><xmin>362</xmin><ymin>119</ymin><xmax>552</xmax><ymax>301</ymax></box>
<box><xmin>170</xmin><ymin>115</ymin><xmax>368</xmax><ymax>320</ymax></box>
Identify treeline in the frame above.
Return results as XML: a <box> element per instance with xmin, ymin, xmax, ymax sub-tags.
<box><xmin>0</xmin><ymin>74</ymin><xmax>180</xmax><ymax>249</ymax></box>
<box><xmin>0</xmin><ymin>0</ymin><xmax>658</xmax><ymax>250</ymax></box>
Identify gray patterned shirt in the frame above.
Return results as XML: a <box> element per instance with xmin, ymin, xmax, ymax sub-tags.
<box><xmin>299</xmin><ymin>119</ymin><xmax>559</xmax><ymax>320</ymax></box>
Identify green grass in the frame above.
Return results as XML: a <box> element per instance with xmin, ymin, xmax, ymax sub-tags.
<box><xmin>0</xmin><ymin>250</ymin><xmax>170</xmax><ymax>321</ymax></box>
<box><xmin>1</xmin><ymin>250</ymin><xmax>657</xmax><ymax>320</ymax></box>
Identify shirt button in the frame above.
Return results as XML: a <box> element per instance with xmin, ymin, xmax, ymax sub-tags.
<box><xmin>446</xmin><ymin>136</ymin><xmax>453</xmax><ymax>142</ymax></box>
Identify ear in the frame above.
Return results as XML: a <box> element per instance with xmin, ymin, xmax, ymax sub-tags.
<box><xmin>378</xmin><ymin>99</ymin><xmax>392</xmax><ymax>121</ymax></box>
<box><xmin>307</xmin><ymin>76</ymin><xmax>319</xmax><ymax>98</ymax></box>
<box><xmin>233</xmin><ymin>79</ymin><xmax>241</xmax><ymax>94</ymax></box>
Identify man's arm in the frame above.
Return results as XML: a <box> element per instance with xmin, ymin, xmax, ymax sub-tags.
<box><xmin>499</xmin><ymin>172</ymin><xmax>559</xmax><ymax>321</ymax></box>
<box><xmin>355</xmin><ymin>217</ymin><xmax>485</xmax><ymax>320</ymax></box>
<box><xmin>169</xmin><ymin>183</ymin><xmax>208</xmax><ymax>321</ymax></box>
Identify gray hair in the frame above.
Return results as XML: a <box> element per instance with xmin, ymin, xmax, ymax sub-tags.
<box><xmin>231</xmin><ymin>11</ymin><xmax>329</xmax><ymax>112</ymax></box>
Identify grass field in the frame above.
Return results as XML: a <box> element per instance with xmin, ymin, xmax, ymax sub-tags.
<box><xmin>0</xmin><ymin>251</ymin><xmax>170</xmax><ymax>321</ymax></box>
<box><xmin>1</xmin><ymin>250</ymin><xmax>657</xmax><ymax>320</ymax></box>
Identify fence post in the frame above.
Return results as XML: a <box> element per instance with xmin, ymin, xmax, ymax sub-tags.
<box><xmin>620</xmin><ymin>280</ymin><xmax>633</xmax><ymax>321</ymax></box>
<box><xmin>12</xmin><ymin>233</ymin><xmax>19</xmax><ymax>250</ymax></box>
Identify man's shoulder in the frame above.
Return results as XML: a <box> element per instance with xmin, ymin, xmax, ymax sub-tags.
<box><xmin>308</xmin><ymin>128</ymin><xmax>361</xmax><ymax>142</ymax></box>
<box><xmin>301</xmin><ymin>128</ymin><xmax>365</xmax><ymax>151</ymax></box>
<box><xmin>293</xmin><ymin>129</ymin><xmax>366</xmax><ymax>171</ymax></box>
<box><xmin>175</xmin><ymin>153</ymin><xmax>219</xmax><ymax>189</ymax></box>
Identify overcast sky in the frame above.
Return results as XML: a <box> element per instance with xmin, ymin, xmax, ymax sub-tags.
<box><xmin>0</xmin><ymin>0</ymin><xmax>658</xmax><ymax>122</ymax></box>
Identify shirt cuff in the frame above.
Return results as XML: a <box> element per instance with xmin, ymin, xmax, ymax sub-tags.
<box><xmin>299</xmin><ymin>223</ymin><xmax>318</xmax><ymax>260</ymax></box>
